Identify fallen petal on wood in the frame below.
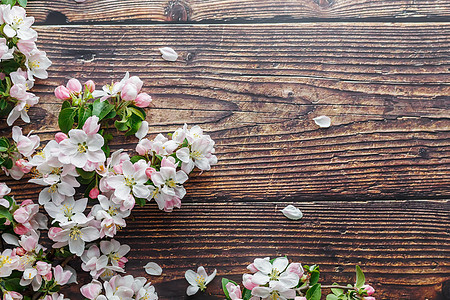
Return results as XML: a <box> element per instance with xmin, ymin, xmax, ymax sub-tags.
<box><xmin>159</xmin><ymin>47</ymin><xmax>178</xmax><ymax>62</ymax></box>
<box><xmin>281</xmin><ymin>205</ymin><xmax>303</xmax><ymax>220</ymax></box>
<box><xmin>313</xmin><ymin>115</ymin><xmax>332</xmax><ymax>128</ymax></box>
<box><xmin>144</xmin><ymin>262</ymin><xmax>163</xmax><ymax>276</ymax></box>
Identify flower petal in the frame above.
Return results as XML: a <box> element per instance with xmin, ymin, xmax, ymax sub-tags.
<box><xmin>144</xmin><ymin>262</ymin><xmax>163</xmax><ymax>276</ymax></box>
<box><xmin>313</xmin><ymin>115</ymin><xmax>331</xmax><ymax>128</ymax></box>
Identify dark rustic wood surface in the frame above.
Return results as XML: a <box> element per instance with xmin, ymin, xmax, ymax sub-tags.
<box><xmin>1</xmin><ymin>1</ymin><xmax>449</xmax><ymax>299</ymax></box>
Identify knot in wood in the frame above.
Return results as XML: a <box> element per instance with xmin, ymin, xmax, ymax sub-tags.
<box><xmin>313</xmin><ymin>0</ymin><xmax>334</xmax><ymax>8</ymax></box>
<box><xmin>165</xmin><ymin>0</ymin><xmax>191</xmax><ymax>22</ymax></box>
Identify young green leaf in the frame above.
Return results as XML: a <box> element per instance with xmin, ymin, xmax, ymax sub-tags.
<box><xmin>306</xmin><ymin>283</ymin><xmax>321</xmax><ymax>300</ymax></box>
<box><xmin>242</xmin><ymin>288</ymin><xmax>252</xmax><ymax>300</ymax></box>
<box><xmin>92</xmin><ymin>99</ymin><xmax>115</xmax><ymax>121</ymax></box>
<box><xmin>310</xmin><ymin>270</ymin><xmax>320</xmax><ymax>285</ymax></box>
<box><xmin>4</xmin><ymin>277</ymin><xmax>26</xmax><ymax>292</ymax></box>
<box><xmin>3</xmin><ymin>158</ymin><xmax>13</xmax><ymax>169</ymax></box>
<box><xmin>58</xmin><ymin>107</ymin><xmax>77</xmax><ymax>133</ymax></box>
<box><xmin>355</xmin><ymin>265</ymin><xmax>365</xmax><ymax>289</ymax></box>
<box><xmin>17</xmin><ymin>0</ymin><xmax>26</xmax><ymax>7</ymax></box>
<box><xmin>326</xmin><ymin>295</ymin><xmax>339</xmax><ymax>300</ymax></box>
<box><xmin>2</xmin><ymin>0</ymin><xmax>17</xmax><ymax>6</ymax></box>
<box><xmin>0</xmin><ymin>206</ymin><xmax>13</xmax><ymax>222</ymax></box>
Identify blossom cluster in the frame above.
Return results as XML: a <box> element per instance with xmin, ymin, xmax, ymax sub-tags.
<box><xmin>220</xmin><ymin>257</ymin><xmax>376</xmax><ymax>300</ymax></box>
<box><xmin>0</xmin><ymin>3</ymin><xmax>51</xmax><ymax>126</ymax></box>
<box><xmin>0</xmin><ymin>71</ymin><xmax>216</xmax><ymax>299</ymax></box>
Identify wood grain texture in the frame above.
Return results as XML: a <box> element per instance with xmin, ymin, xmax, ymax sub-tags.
<box><xmin>26</xmin><ymin>0</ymin><xmax>450</xmax><ymax>24</ymax></box>
<box><xmin>57</xmin><ymin>200</ymin><xmax>449</xmax><ymax>300</ymax></box>
<box><xmin>1</xmin><ymin>23</ymin><xmax>449</xmax><ymax>202</ymax></box>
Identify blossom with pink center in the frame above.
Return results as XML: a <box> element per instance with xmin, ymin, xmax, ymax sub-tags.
<box><xmin>106</xmin><ymin>160</ymin><xmax>150</xmax><ymax>202</ymax></box>
<box><xmin>12</xmin><ymin>126</ymin><xmax>40</xmax><ymax>157</ymax></box>
<box><xmin>59</xmin><ymin>128</ymin><xmax>106</xmax><ymax>169</ymax></box>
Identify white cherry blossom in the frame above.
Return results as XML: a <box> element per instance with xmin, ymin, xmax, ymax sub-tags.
<box><xmin>185</xmin><ymin>266</ymin><xmax>216</xmax><ymax>296</ymax></box>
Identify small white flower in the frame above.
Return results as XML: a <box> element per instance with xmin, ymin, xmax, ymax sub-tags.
<box><xmin>313</xmin><ymin>115</ymin><xmax>331</xmax><ymax>128</ymax></box>
<box><xmin>26</xmin><ymin>50</ymin><xmax>52</xmax><ymax>80</ymax></box>
<box><xmin>2</xmin><ymin>5</ymin><xmax>36</xmax><ymax>40</ymax></box>
<box><xmin>107</xmin><ymin>160</ymin><xmax>150</xmax><ymax>201</ymax></box>
<box><xmin>185</xmin><ymin>266</ymin><xmax>216</xmax><ymax>296</ymax></box>
<box><xmin>144</xmin><ymin>262</ymin><xmax>162</xmax><ymax>276</ymax></box>
<box><xmin>44</xmin><ymin>197</ymin><xmax>87</xmax><ymax>224</ymax></box>
<box><xmin>159</xmin><ymin>47</ymin><xmax>178</xmax><ymax>62</ymax></box>
<box><xmin>281</xmin><ymin>205</ymin><xmax>303</xmax><ymax>220</ymax></box>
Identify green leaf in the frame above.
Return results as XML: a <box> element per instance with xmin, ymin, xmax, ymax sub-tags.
<box><xmin>0</xmin><ymin>137</ymin><xmax>9</xmax><ymax>149</ymax></box>
<box><xmin>17</xmin><ymin>0</ymin><xmax>26</xmax><ymax>7</ymax></box>
<box><xmin>114</xmin><ymin>119</ymin><xmax>129</xmax><ymax>132</ymax></box>
<box><xmin>306</xmin><ymin>283</ymin><xmax>321</xmax><ymax>300</ymax></box>
<box><xmin>92</xmin><ymin>99</ymin><xmax>115</xmax><ymax>121</ymax></box>
<box><xmin>61</xmin><ymin>100</ymin><xmax>72</xmax><ymax>110</ymax></box>
<box><xmin>355</xmin><ymin>266</ymin><xmax>365</xmax><ymax>288</ymax></box>
<box><xmin>135</xmin><ymin>197</ymin><xmax>146</xmax><ymax>207</ymax></box>
<box><xmin>83</xmin><ymin>178</ymin><xmax>97</xmax><ymax>198</ymax></box>
<box><xmin>3</xmin><ymin>158</ymin><xmax>13</xmax><ymax>169</ymax></box>
<box><xmin>0</xmin><ymin>146</ymin><xmax>7</xmax><ymax>152</ymax></box>
<box><xmin>77</xmin><ymin>105</ymin><xmax>92</xmax><ymax>128</ymax></box>
<box><xmin>76</xmin><ymin>168</ymin><xmax>95</xmax><ymax>179</ymax></box>
<box><xmin>326</xmin><ymin>295</ymin><xmax>339</xmax><ymax>300</ymax></box>
<box><xmin>0</xmin><ymin>206</ymin><xmax>13</xmax><ymax>222</ymax></box>
<box><xmin>310</xmin><ymin>270</ymin><xmax>320</xmax><ymax>285</ymax></box>
<box><xmin>124</xmin><ymin>114</ymin><xmax>142</xmax><ymax>136</ymax></box>
<box><xmin>58</xmin><ymin>107</ymin><xmax>77</xmax><ymax>133</ymax></box>
<box><xmin>331</xmin><ymin>285</ymin><xmax>344</xmax><ymax>296</ymax></box>
<box><xmin>130</xmin><ymin>155</ymin><xmax>146</xmax><ymax>163</ymax></box>
<box><xmin>4</xmin><ymin>278</ymin><xmax>26</xmax><ymax>292</ymax></box>
<box><xmin>127</xmin><ymin>106</ymin><xmax>146</xmax><ymax>120</ymax></box>
<box><xmin>242</xmin><ymin>288</ymin><xmax>252</xmax><ymax>300</ymax></box>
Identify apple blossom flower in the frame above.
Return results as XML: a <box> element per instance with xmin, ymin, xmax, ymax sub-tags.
<box><xmin>7</xmin><ymin>70</ymin><xmax>39</xmax><ymax>125</ymax></box>
<box><xmin>133</xmin><ymin>277</ymin><xmax>158</xmax><ymax>300</ymax></box>
<box><xmin>144</xmin><ymin>262</ymin><xmax>162</xmax><ymax>276</ymax></box>
<box><xmin>59</xmin><ymin>127</ymin><xmax>106</xmax><ymax>169</ymax></box>
<box><xmin>44</xmin><ymin>197</ymin><xmax>87</xmax><ymax>224</ymax></box>
<box><xmin>49</xmin><ymin>215</ymin><xmax>100</xmax><ymax>256</ymax></box>
<box><xmin>12</xmin><ymin>126</ymin><xmax>40</xmax><ymax>157</ymax></box>
<box><xmin>92</xmin><ymin>72</ymin><xmax>130</xmax><ymax>102</ymax></box>
<box><xmin>20</xmin><ymin>261</ymin><xmax>52</xmax><ymax>291</ymax></box>
<box><xmin>91</xmin><ymin>195</ymin><xmax>130</xmax><ymax>238</ymax></box>
<box><xmin>26</xmin><ymin>50</ymin><xmax>52</xmax><ymax>80</ymax></box>
<box><xmin>2</xmin><ymin>5</ymin><xmax>36</xmax><ymax>40</ymax></box>
<box><xmin>0</xmin><ymin>249</ymin><xmax>19</xmax><ymax>277</ymax></box>
<box><xmin>106</xmin><ymin>160</ymin><xmax>150</xmax><ymax>203</ymax></box>
<box><xmin>17</xmin><ymin>36</ymin><xmax>37</xmax><ymax>56</ymax></box>
<box><xmin>176</xmin><ymin>136</ymin><xmax>217</xmax><ymax>174</ymax></box>
<box><xmin>281</xmin><ymin>205</ymin><xmax>303</xmax><ymax>220</ymax></box>
<box><xmin>40</xmin><ymin>293</ymin><xmax>69</xmax><ymax>300</ymax></box>
<box><xmin>0</xmin><ymin>182</ymin><xmax>11</xmax><ymax>208</ymax></box>
<box><xmin>185</xmin><ymin>266</ymin><xmax>217</xmax><ymax>296</ymax></box>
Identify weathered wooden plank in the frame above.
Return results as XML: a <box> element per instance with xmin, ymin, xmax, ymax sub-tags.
<box><xmin>26</xmin><ymin>0</ymin><xmax>450</xmax><ymax>24</ymax></box>
<box><xmin>58</xmin><ymin>200</ymin><xmax>449</xmax><ymax>299</ymax></box>
<box><xmin>1</xmin><ymin>23</ymin><xmax>449</xmax><ymax>201</ymax></box>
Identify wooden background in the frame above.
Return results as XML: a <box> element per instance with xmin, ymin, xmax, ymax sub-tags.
<box><xmin>1</xmin><ymin>0</ymin><xmax>449</xmax><ymax>299</ymax></box>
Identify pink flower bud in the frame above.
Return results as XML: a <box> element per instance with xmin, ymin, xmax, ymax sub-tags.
<box><xmin>134</xmin><ymin>93</ymin><xmax>152</xmax><ymax>108</ymax></box>
<box><xmin>226</xmin><ymin>282</ymin><xmax>242</xmax><ymax>300</ymax></box>
<box><xmin>15</xmin><ymin>159</ymin><xmax>32</xmax><ymax>173</ymax></box>
<box><xmin>55</xmin><ymin>132</ymin><xmax>69</xmax><ymax>143</ymax></box>
<box><xmin>13</xmin><ymin>207</ymin><xmax>29</xmax><ymax>223</ymax></box>
<box><xmin>126</xmin><ymin>76</ymin><xmax>143</xmax><ymax>91</ymax></box>
<box><xmin>113</xmin><ymin>164</ymin><xmax>123</xmax><ymax>174</ymax></box>
<box><xmin>44</xmin><ymin>271</ymin><xmax>52</xmax><ymax>281</ymax></box>
<box><xmin>84</xmin><ymin>80</ymin><xmax>95</xmax><ymax>93</ymax></box>
<box><xmin>67</xmin><ymin>78</ymin><xmax>82</xmax><ymax>93</ymax></box>
<box><xmin>242</xmin><ymin>274</ymin><xmax>258</xmax><ymax>290</ymax></box>
<box><xmin>145</xmin><ymin>167</ymin><xmax>156</xmax><ymax>178</ymax></box>
<box><xmin>121</xmin><ymin>83</ymin><xmax>138</xmax><ymax>101</ymax></box>
<box><xmin>36</xmin><ymin>261</ymin><xmax>52</xmax><ymax>275</ymax></box>
<box><xmin>20</xmin><ymin>199</ymin><xmax>34</xmax><ymax>206</ymax></box>
<box><xmin>80</xmin><ymin>281</ymin><xmax>102</xmax><ymax>300</ymax></box>
<box><xmin>3</xmin><ymin>291</ymin><xmax>23</xmax><ymax>300</ymax></box>
<box><xmin>48</xmin><ymin>227</ymin><xmax>63</xmax><ymax>240</ymax></box>
<box><xmin>286</xmin><ymin>263</ymin><xmax>304</xmax><ymax>277</ymax></box>
<box><xmin>16</xmin><ymin>247</ymin><xmax>26</xmax><ymax>256</ymax></box>
<box><xmin>89</xmin><ymin>187</ymin><xmax>100</xmax><ymax>199</ymax></box>
<box><xmin>82</xmin><ymin>116</ymin><xmax>100</xmax><ymax>135</ymax></box>
<box><xmin>55</xmin><ymin>85</ymin><xmax>71</xmax><ymax>100</ymax></box>
<box><xmin>14</xmin><ymin>224</ymin><xmax>29</xmax><ymax>235</ymax></box>
<box><xmin>362</xmin><ymin>285</ymin><xmax>375</xmax><ymax>296</ymax></box>
<box><xmin>118</xmin><ymin>257</ymin><xmax>128</xmax><ymax>268</ymax></box>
